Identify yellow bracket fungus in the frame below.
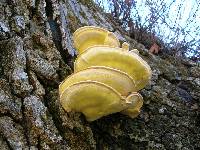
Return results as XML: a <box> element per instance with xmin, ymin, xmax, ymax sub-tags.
<box><xmin>74</xmin><ymin>45</ymin><xmax>151</xmax><ymax>91</ymax></box>
<box><xmin>73</xmin><ymin>26</ymin><xmax>120</xmax><ymax>54</ymax></box>
<box><xmin>129</xmin><ymin>49</ymin><xmax>140</xmax><ymax>54</ymax></box>
<box><xmin>59</xmin><ymin>66</ymin><xmax>136</xmax><ymax>96</ymax></box>
<box><xmin>122</xmin><ymin>42</ymin><xmax>130</xmax><ymax>51</ymax></box>
<box><xmin>60</xmin><ymin>81</ymin><xmax>142</xmax><ymax>121</ymax></box>
<box><xmin>122</xmin><ymin>42</ymin><xmax>139</xmax><ymax>54</ymax></box>
<box><xmin>121</xmin><ymin>95</ymin><xmax>143</xmax><ymax>118</ymax></box>
<box><xmin>59</xmin><ymin>26</ymin><xmax>152</xmax><ymax>121</ymax></box>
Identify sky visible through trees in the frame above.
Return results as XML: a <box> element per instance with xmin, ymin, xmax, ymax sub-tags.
<box><xmin>95</xmin><ymin>0</ymin><xmax>200</xmax><ymax>60</ymax></box>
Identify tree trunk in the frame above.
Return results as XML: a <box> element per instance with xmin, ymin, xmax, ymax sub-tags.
<box><xmin>0</xmin><ymin>0</ymin><xmax>199</xmax><ymax>149</ymax></box>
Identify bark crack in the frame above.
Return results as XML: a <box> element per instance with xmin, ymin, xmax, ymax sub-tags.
<box><xmin>45</xmin><ymin>0</ymin><xmax>71</xmax><ymax>65</ymax></box>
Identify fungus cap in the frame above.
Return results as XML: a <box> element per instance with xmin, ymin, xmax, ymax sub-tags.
<box><xmin>121</xmin><ymin>42</ymin><xmax>140</xmax><ymax>54</ymax></box>
<box><xmin>122</xmin><ymin>42</ymin><xmax>130</xmax><ymax>51</ymax></box>
<box><xmin>73</xmin><ymin>26</ymin><xmax>120</xmax><ymax>54</ymax></box>
<box><xmin>121</xmin><ymin>93</ymin><xmax>143</xmax><ymax>118</ymax></box>
<box><xmin>74</xmin><ymin>46</ymin><xmax>152</xmax><ymax>91</ymax></box>
<box><xmin>129</xmin><ymin>49</ymin><xmax>140</xmax><ymax>54</ymax></box>
<box><xmin>59</xmin><ymin>66</ymin><xmax>136</xmax><ymax>96</ymax></box>
<box><xmin>60</xmin><ymin>81</ymin><xmax>142</xmax><ymax>121</ymax></box>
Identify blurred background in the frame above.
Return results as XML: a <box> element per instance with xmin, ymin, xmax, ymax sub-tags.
<box><xmin>94</xmin><ymin>0</ymin><xmax>200</xmax><ymax>61</ymax></box>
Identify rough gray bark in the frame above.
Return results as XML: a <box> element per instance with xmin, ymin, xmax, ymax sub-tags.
<box><xmin>0</xmin><ymin>0</ymin><xmax>199</xmax><ymax>149</ymax></box>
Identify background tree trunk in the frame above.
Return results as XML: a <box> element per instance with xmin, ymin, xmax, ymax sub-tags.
<box><xmin>0</xmin><ymin>0</ymin><xmax>199</xmax><ymax>149</ymax></box>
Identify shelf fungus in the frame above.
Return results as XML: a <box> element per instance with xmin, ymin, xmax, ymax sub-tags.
<box><xmin>74</xmin><ymin>45</ymin><xmax>151</xmax><ymax>91</ymax></box>
<box><xmin>59</xmin><ymin>66</ymin><xmax>136</xmax><ymax>96</ymax></box>
<box><xmin>59</xmin><ymin>26</ymin><xmax>152</xmax><ymax>121</ymax></box>
<box><xmin>73</xmin><ymin>26</ymin><xmax>120</xmax><ymax>54</ymax></box>
<box><xmin>60</xmin><ymin>81</ymin><xmax>143</xmax><ymax>121</ymax></box>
